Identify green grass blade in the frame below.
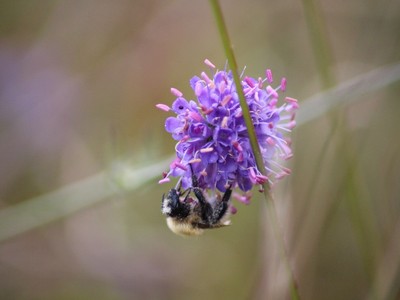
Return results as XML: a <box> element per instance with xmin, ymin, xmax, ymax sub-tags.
<box><xmin>0</xmin><ymin>157</ymin><xmax>172</xmax><ymax>243</ymax></box>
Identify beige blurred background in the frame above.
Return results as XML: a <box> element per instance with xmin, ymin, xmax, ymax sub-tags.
<box><xmin>0</xmin><ymin>0</ymin><xmax>399</xmax><ymax>299</ymax></box>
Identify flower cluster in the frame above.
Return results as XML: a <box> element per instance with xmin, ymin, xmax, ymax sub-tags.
<box><xmin>157</xmin><ymin>59</ymin><xmax>298</xmax><ymax>197</ymax></box>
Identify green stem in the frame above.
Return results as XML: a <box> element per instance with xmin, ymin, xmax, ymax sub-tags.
<box><xmin>209</xmin><ymin>1</ymin><xmax>301</xmax><ymax>299</ymax></box>
<box><xmin>208</xmin><ymin>0</ymin><xmax>267</xmax><ymax>185</ymax></box>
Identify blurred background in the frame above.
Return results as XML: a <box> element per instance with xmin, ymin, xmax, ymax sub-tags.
<box><xmin>0</xmin><ymin>0</ymin><xmax>399</xmax><ymax>299</ymax></box>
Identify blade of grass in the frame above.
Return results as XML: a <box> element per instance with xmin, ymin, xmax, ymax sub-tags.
<box><xmin>301</xmin><ymin>0</ymin><xmax>335</xmax><ymax>88</ymax></box>
<box><xmin>0</xmin><ymin>156</ymin><xmax>173</xmax><ymax>243</ymax></box>
<box><xmin>297</xmin><ymin>62</ymin><xmax>400</xmax><ymax>125</ymax></box>
<box><xmin>208</xmin><ymin>1</ymin><xmax>301</xmax><ymax>299</ymax></box>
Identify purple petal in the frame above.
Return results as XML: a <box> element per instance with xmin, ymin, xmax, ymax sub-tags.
<box><xmin>189</xmin><ymin>123</ymin><xmax>210</xmax><ymax>138</ymax></box>
<box><xmin>190</xmin><ymin>76</ymin><xmax>201</xmax><ymax>90</ymax></box>
<box><xmin>213</xmin><ymin>127</ymin><xmax>234</xmax><ymax>146</ymax></box>
<box><xmin>172</xmin><ymin>97</ymin><xmax>189</xmax><ymax>114</ymax></box>
<box><xmin>165</xmin><ymin>117</ymin><xmax>184</xmax><ymax>133</ymax></box>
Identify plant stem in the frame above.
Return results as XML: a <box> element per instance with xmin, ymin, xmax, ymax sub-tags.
<box><xmin>207</xmin><ymin>0</ymin><xmax>267</xmax><ymax>185</ymax></box>
<box><xmin>209</xmin><ymin>1</ymin><xmax>301</xmax><ymax>299</ymax></box>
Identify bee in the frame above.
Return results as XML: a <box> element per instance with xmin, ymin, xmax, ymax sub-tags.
<box><xmin>161</xmin><ymin>166</ymin><xmax>233</xmax><ymax>236</ymax></box>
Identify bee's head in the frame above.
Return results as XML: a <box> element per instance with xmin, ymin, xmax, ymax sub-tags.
<box><xmin>161</xmin><ymin>188</ymin><xmax>190</xmax><ymax>219</ymax></box>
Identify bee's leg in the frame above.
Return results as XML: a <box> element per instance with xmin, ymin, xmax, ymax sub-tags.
<box><xmin>193</xmin><ymin>187</ymin><xmax>214</xmax><ymax>224</ymax></box>
<box><xmin>189</xmin><ymin>163</ymin><xmax>232</xmax><ymax>225</ymax></box>
<box><xmin>188</xmin><ymin>164</ymin><xmax>214</xmax><ymax>223</ymax></box>
<box><xmin>221</xmin><ymin>184</ymin><xmax>233</xmax><ymax>203</ymax></box>
<box><xmin>209</xmin><ymin>185</ymin><xmax>232</xmax><ymax>224</ymax></box>
<box><xmin>188</xmin><ymin>163</ymin><xmax>200</xmax><ymax>188</ymax></box>
<box><xmin>188</xmin><ymin>163</ymin><xmax>209</xmax><ymax>207</ymax></box>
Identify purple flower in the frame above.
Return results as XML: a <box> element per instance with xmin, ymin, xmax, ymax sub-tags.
<box><xmin>157</xmin><ymin>59</ymin><xmax>298</xmax><ymax>198</ymax></box>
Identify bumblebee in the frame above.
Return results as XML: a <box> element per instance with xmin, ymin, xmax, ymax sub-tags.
<box><xmin>161</xmin><ymin>167</ymin><xmax>233</xmax><ymax>236</ymax></box>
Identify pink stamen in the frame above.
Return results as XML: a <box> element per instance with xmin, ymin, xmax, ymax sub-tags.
<box><xmin>188</xmin><ymin>158</ymin><xmax>202</xmax><ymax>164</ymax></box>
<box><xmin>266</xmin><ymin>137</ymin><xmax>275</xmax><ymax>146</ymax></box>
<box><xmin>204</xmin><ymin>59</ymin><xmax>216</xmax><ymax>68</ymax></box>
<box><xmin>230</xmin><ymin>205</ymin><xmax>238</xmax><ymax>215</ymax></box>
<box><xmin>266</xmin><ymin>69</ymin><xmax>273</xmax><ymax>83</ymax></box>
<box><xmin>221</xmin><ymin>116</ymin><xmax>229</xmax><ymax>128</ymax></box>
<box><xmin>221</xmin><ymin>95</ymin><xmax>232</xmax><ymax>106</ymax></box>
<box><xmin>170</xmin><ymin>88</ymin><xmax>183</xmax><ymax>97</ymax></box>
<box><xmin>287</xmin><ymin>120</ymin><xmax>296</xmax><ymax>129</ymax></box>
<box><xmin>200</xmin><ymin>169</ymin><xmax>208</xmax><ymax>176</ymax></box>
<box><xmin>189</xmin><ymin>111</ymin><xmax>203</xmax><ymax>122</ymax></box>
<box><xmin>269</xmin><ymin>98</ymin><xmax>278</xmax><ymax>107</ymax></box>
<box><xmin>249</xmin><ymin>168</ymin><xmax>257</xmax><ymax>184</ymax></box>
<box><xmin>266</xmin><ymin>86</ymin><xmax>279</xmax><ymax>98</ymax></box>
<box><xmin>235</xmin><ymin>109</ymin><xmax>243</xmax><ymax>118</ymax></box>
<box><xmin>275</xmin><ymin>172</ymin><xmax>287</xmax><ymax>180</ymax></box>
<box><xmin>272</xmin><ymin>137</ymin><xmax>290</xmax><ymax>154</ymax></box>
<box><xmin>202</xmin><ymin>107</ymin><xmax>213</xmax><ymax>114</ymax></box>
<box><xmin>180</xmin><ymin>135</ymin><xmax>190</xmax><ymax>143</ymax></box>
<box><xmin>200</xmin><ymin>105</ymin><xmax>208</xmax><ymax>113</ymax></box>
<box><xmin>284</xmin><ymin>153</ymin><xmax>293</xmax><ymax>160</ymax></box>
<box><xmin>249</xmin><ymin>167</ymin><xmax>256</xmax><ymax>178</ymax></box>
<box><xmin>281</xmin><ymin>77</ymin><xmax>287</xmax><ymax>92</ymax></box>
<box><xmin>244</xmin><ymin>76</ymin><xmax>255</xmax><ymax>87</ymax></box>
<box><xmin>175</xmin><ymin>162</ymin><xmax>188</xmax><ymax>171</ymax></box>
<box><xmin>158</xmin><ymin>177</ymin><xmax>171</xmax><ymax>184</ymax></box>
<box><xmin>170</xmin><ymin>160</ymin><xmax>177</xmax><ymax>169</ymax></box>
<box><xmin>285</xmin><ymin>97</ymin><xmax>298</xmax><ymax>104</ymax></box>
<box><xmin>258</xmin><ymin>77</ymin><xmax>263</xmax><ymax>88</ymax></box>
<box><xmin>232</xmin><ymin>141</ymin><xmax>243</xmax><ymax>152</ymax></box>
<box><xmin>156</xmin><ymin>104</ymin><xmax>170</xmax><ymax>112</ymax></box>
<box><xmin>282</xmin><ymin>167</ymin><xmax>292</xmax><ymax>174</ymax></box>
<box><xmin>243</xmin><ymin>87</ymin><xmax>252</xmax><ymax>94</ymax></box>
<box><xmin>255</xmin><ymin>174</ymin><xmax>269</xmax><ymax>184</ymax></box>
<box><xmin>200</xmin><ymin>147</ymin><xmax>214</xmax><ymax>153</ymax></box>
<box><xmin>218</xmin><ymin>81</ymin><xmax>226</xmax><ymax>94</ymax></box>
<box><xmin>233</xmin><ymin>192</ymin><xmax>251</xmax><ymax>205</ymax></box>
<box><xmin>201</xmin><ymin>72</ymin><xmax>211</xmax><ymax>84</ymax></box>
<box><xmin>285</xmin><ymin>102</ymin><xmax>299</xmax><ymax>112</ymax></box>
<box><xmin>237</xmin><ymin>152</ymin><xmax>244</xmax><ymax>162</ymax></box>
<box><xmin>292</xmin><ymin>102</ymin><xmax>299</xmax><ymax>110</ymax></box>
